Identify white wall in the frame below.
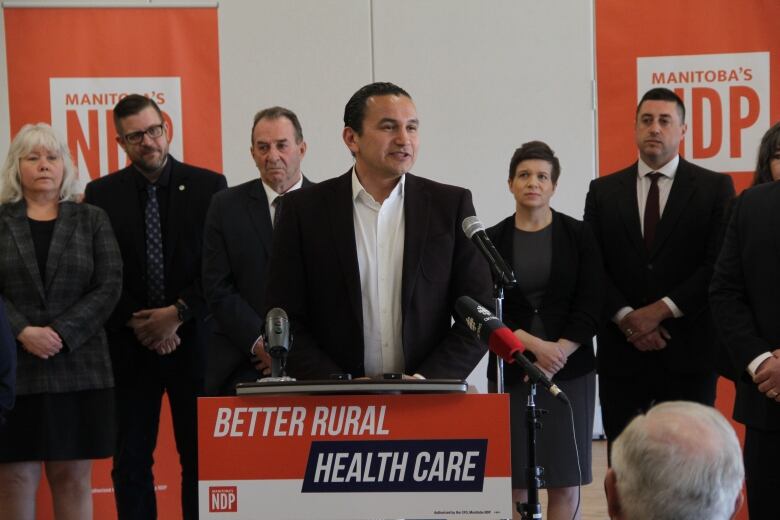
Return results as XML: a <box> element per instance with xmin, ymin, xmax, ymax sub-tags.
<box><xmin>0</xmin><ymin>0</ymin><xmax>597</xmax><ymax>392</ymax></box>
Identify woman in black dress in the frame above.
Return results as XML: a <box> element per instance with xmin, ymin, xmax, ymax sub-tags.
<box><xmin>487</xmin><ymin>141</ymin><xmax>603</xmax><ymax>520</ymax></box>
<box><xmin>0</xmin><ymin>123</ymin><xmax>122</xmax><ymax>519</ymax></box>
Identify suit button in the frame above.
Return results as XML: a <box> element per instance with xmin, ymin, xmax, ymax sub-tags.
<box><xmin>533</xmin><ymin>309</ymin><xmax>539</xmax><ymax>314</ymax></box>
<box><xmin>647</xmin><ymin>264</ymin><xmax>653</xmax><ymax>270</ymax></box>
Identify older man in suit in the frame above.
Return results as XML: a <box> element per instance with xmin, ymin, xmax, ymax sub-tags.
<box><xmin>203</xmin><ymin>106</ymin><xmax>313</xmax><ymax>395</ymax></box>
<box><xmin>710</xmin><ymin>183</ymin><xmax>780</xmax><ymax>519</ymax></box>
<box><xmin>84</xmin><ymin>94</ymin><xmax>226</xmax><ymax>519</ymax></box>
<box><xmin>584</xmin><ymin>87</ymin><xmax>734</xmax><ymax>452</ymax></box>
<box><xmin>265</xmin><ymin>82</ymin><xmax>492</xmax><ymax>381</ymax></box>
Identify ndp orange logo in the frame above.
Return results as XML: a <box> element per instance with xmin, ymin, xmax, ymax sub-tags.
<box><xmin>208</xmin><ymin>486</ymin><xmax>237</xmax><ymax>513</ymax></box>
<box><xmin>637</xmin><ymin>51</ymin><xmax>769</xmax><ymax>173</ymax></box>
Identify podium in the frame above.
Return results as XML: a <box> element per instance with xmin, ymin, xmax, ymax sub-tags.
<box><xmin>198</xmin><ymin>380</ymin><xmax>512</xmax><ymax>519</ymax></box>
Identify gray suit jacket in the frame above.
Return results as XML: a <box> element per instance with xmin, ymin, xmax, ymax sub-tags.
<box><xmin>0</xmin><ymin>200</ymin><xmax>122</xmax><ymax>395</ymax></box>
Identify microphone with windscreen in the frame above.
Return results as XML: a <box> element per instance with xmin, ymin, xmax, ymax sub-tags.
<box><xmin>455</xmin><ymin>296</ymin><xmax>568</xmax><ymax>403</ymax></box>
<box><xmin>462</xmin><ymin>216</ymin><xmax>517</xmax><ymax>287</ymax></box>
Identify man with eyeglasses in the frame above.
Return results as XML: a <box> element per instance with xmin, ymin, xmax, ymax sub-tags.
<box><xmin>84</xmin><ymin>94</ymin><xmax>226</xmax><ymax>520</ymax></box>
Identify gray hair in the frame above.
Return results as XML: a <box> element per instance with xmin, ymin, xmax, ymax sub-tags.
<box><xmin>0</xmin><ymin>123</ymin><xmax>79</xmax><ymax>204</ymax></box>
<box><xmin>611</xmin><ymin>401</ymin><xmax>744</xmax><ymax>520</ymax></box>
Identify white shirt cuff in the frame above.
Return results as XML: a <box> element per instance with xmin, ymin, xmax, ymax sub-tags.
<box><xmin>747</xmin><ymin>352</ymin><xmax>774</xmax><ymax>378</ymax></box>
<box><xmin>661</xmin><ymin>297</ymin><xmax>683</xmax><ymax>318</ymax></box>
<box><xmin>250</xmin><ymin>333</ymin><xmax>263</xmax><ymax>355</ymax></box>
<box><xmin>613</xmin><ymin>306</ymin><xmax>634</xmax><ymax>324</ymax></box>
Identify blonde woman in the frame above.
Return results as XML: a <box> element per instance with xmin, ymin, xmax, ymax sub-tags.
<box><xmin>0</xmin><ymin>123</ymin><xmax>121</xmax><ymax>520</ymax></box>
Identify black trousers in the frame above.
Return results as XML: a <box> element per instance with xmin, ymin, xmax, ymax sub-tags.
<box><xmin>744</xmin><ymin>425</ymin><xmax>780</xmax><ymax>520</ymax></box>
<box><xmin>599</xmin><ymin>364</ymin><xmax>717</xmax><ymax>461</ymax></box>
<box><xmin>112</xmin><ymin>355</ymin><xmax>202</xmax><ymax>520</ymax></box>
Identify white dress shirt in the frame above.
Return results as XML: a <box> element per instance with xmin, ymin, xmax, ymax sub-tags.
<box><xmin>352</xmin><ymin>169</ymin><xmax>405</xmax><ymax>377</ymax></box>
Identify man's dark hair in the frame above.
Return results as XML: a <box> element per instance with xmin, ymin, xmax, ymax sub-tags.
<box><xmin>636</xmin><ymin>87</ymin><xmax>686</xmax><ymax>122</ymax></box>
<box><xmin>251</xmin><ymin>106</ymin><xmax>304</xmax><ymax>144</ymax></box>
<box><xmin>113</xmin><ymin>94</ymin><xmax>163</xmax><ymax>135</ymax></box>
<box><xmin>752</xmin><ymin>121</ymin><xmax>780</xmax><ymax>186</ymax></box>
<box><xmin>343</xmin><ymin>82</ymin><xmax>412</xmax><ymax>134</ymax></box>
<box><xmin>508</xmin><ymin>140</ymin><xmax>561</xmax><ymax>184</ymax></box>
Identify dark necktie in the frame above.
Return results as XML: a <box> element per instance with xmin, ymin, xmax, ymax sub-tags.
<box><xmin>145</xmin><ymin>184</ymin><xmax>165</xmax><ymax>307</ymax></box>
<box><xmin>272</xmin><ymin>195</ymin><xmax>283</xmax><ymax>228</ymax></box>
<box><xmin>643</xmin><ymin>172</ymin><xmax>662</xmax><ymax>250</ymax></box>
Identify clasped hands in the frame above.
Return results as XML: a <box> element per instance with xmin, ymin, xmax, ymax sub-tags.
<box><xmin>619</xmin><ymin>300</ymin><xmax>673</xmax><ymax>351</ymax></box>
<box><xmin>17</xmin><ymin>325</ymin><xmax>63</xmax><ymax>359</ymax></box>
<box><xmin>127</xmin><ymin>305</ymin><xmax>182</xmax><ymax>355</ymax></box>
<box><xmin>520</xmin><ymin>333</ymin><xmax>568</xmax><ymax>381</ymax></box>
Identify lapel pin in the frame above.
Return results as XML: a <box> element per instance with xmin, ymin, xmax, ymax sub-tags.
<box><xmin>179</xmin><ymin>185</ymin><xmax>185</xmax><ymax>191</ymax></box>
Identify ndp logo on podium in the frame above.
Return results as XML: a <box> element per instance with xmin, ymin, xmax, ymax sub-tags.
<box><xmin>49</xmin><ymin>77</ymin><xmax>184</xmax><ymax>181</ymax></box>
<box><xmin>208</xmin><ymin>486</ymin><xmax>238</xmax><ymax>513</ymax></box>
<box><xmin>637</xmin><ymin>51</ymin><xmax>769</xmax><ymax>173</ymax></box>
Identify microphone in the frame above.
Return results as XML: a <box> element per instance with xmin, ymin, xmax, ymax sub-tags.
<box><xmin>462</xmin><ymin>216</ymin><xmax>517</xmax><ymax>288</ymax></box>
<box><xmin>455</xmin><ymin>296</ymin><xmax>568</xmax><ymax>403</ymax></box>
<box><xmin>264</xmin><ymin>307</ymin><xmax>291</xmax><ymax>378</ymax></box>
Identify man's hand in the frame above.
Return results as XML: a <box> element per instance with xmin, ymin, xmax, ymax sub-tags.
<box><xmin>619</xmin><ymin>300</ymin><xmax>673</xmax><ymax>340</ymax></box>
<box><xmin>754</xmin><ymin>353</ymin><xmax>780</xmax><ymax>401</ymax></box>
<box><xmin>630</xmin><ymin>328</ymin><xmax>668</xmax><ymax>351</ymax></box>
<box><xmin>130</xmin><ymin>306</ymin><xmax>181</xmax><ymax>347</ymax></box>
<box><xmin>149</xmin><ymin>334</ymin><xmax>181</xmax><ymax>356</ymax></box>
<box><xmin>251</xmin><ymin>338</ymin><xmax>273</xmax><ymax>376</ymax></box>
<box><xmin>18</xmin><ymin>326</ymin><xmax>62</xmax><ymax>359</ymax></box>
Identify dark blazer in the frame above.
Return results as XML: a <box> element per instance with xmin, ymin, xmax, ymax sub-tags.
<box><xmin>584</xmin><ymin>158</ymin><xmax>734</xmax><ymax>376</ymax></box>
<box><xmin>0</xmin><ymin>300</ymin><xmax>15</xmax><ymax>425</ymax></box>
<box><xmin>486</xmin><ymin>211</ymin><xmax>603</xmax><ymax>383</ymax></box>
<box><xmin>710</xmin><ymin>183</ymin><xmax>780</xmax><ymax>429</ymax></box>
<box><xmin>84</xmin><ymin>156</ymin><xmax>227</xmax><ymax>379</ymax></box>
<box><xmin>264</xmin><ymin>171</ymin><xmax>493</xmax><ymax>380</ymax></box>
<box><xmin>0</xmin><ymin>201</ymin><xmax>122</xmax><ymax>394</ymax></box>
<box><xmin>202</xmin><ymin>177</ymin><xmax>313</xmax><ymax>395</ymax></box>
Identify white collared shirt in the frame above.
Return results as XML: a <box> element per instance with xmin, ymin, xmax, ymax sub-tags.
<box><xmin>352</xmin><ymin>169</ymin><xmax>405</xmax><ymax>377</ymax></box>
<box><xmin>262</xmin><ymin>174</ymin><xmax>304</xmax><ymax>224</ymax></box>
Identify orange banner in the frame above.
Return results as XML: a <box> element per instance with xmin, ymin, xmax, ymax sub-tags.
<box><xmin>4</xmin><ymin>6</ymin><xmax>221</xmax><ymax>520</ymax></box>
<box><xmin>596</xmin><ymin>0</ymin><xmax>780</xmax><ymax>193</ymax></box>
<box><xmin>4</xmin><ymin>7</ymin><xmax>222</xmax><ymax>184</ymax></box>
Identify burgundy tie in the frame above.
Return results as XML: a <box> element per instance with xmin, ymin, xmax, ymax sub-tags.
<box><xmin>643</xmin><ymin>172</ymin><xmax>662</xmax><ymax>250</ymax></box>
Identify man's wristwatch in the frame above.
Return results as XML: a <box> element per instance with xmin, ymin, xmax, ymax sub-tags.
<box><xmin>174</xmin><ymin>300</ymin><xmax>191</xmax><ymax>323</ymax></box>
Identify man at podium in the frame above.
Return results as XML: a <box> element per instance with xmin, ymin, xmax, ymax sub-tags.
<box><xmin>264</xmin><ymin>82</ymin><xmax>492</xmax><ymax>380</ymax></box>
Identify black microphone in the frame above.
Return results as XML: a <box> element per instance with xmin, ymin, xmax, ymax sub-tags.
<box><xmin>455</xmin><ymin>296</ymin><xmax>568</xmax><ymax>403</ymax></box>
<box><xmin>462</xmin><ymin>216</ymin><xmax>517</xmax><ymax>288</ymax></box>
<box><xmin>264</xmin><ymin>307</ymin><xmax>291</xmax><ymax>378</ymax></box>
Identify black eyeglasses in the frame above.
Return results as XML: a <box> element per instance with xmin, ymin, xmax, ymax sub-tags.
<box><xmin>123</xmin><ymin>124</ymin><xmax>165</xmax><ymax>145</ymax></box>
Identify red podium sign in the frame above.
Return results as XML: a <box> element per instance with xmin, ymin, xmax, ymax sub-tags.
<box><xmin>198</xmin><ymin>393</ymin><xmax>511</xmax><ymax>519</ymax></box>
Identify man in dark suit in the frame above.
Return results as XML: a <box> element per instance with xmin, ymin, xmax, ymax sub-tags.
<box><xmin>710</xmin><ymin>183</ymin><xmax>780</xmax><ymax>519</ymax></box>
<box><xmin>203</xmin><ymin>106</ymin><xmax>312</xmax><ymax>395</ymax></box>
<box><xmin>584</xmin><ymin>88</ymin><xmax>734</xmax><ymax>450</ymax></box>
<box><xmin>265</xmin><ymin>82</ymin><xmax>492</xmax><ymax>380</ymax></box>
<box><xmin>84</xmin><ymin>94</ymin><xmax>226</xmax><ymax>519</ymax></box>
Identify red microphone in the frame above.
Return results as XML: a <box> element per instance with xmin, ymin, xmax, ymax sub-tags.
<box><xmin>455</xmin><ymin>296</ymin><xmax>568</xmax><ymax>403</ymax></box>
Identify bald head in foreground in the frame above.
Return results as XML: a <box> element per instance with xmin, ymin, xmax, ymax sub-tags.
<box><xmin>605</xmin><ymin>401</ymin><xmax>744</xmax><ymax>520</ymax></box>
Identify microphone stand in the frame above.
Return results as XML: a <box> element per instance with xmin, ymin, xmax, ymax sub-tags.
<box><xmin>492</xmin><ymin>275</ymin><xmax>545</xmax><ymax>519</ymax></box>
<box><xmin>494</xmin><ymin>284</ymin><xmax>506</xmax><ymax>393</ymax></box>
<box><xmin>518</xmin><ymin>383</ymin><xmax>545</xmax><ymax>520</ymax></box>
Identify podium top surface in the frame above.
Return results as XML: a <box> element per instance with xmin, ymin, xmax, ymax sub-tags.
<box><xmin>234</xmin><ymin>378</ymin><xmax>468</xmax><ymax>396</ymax></box>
